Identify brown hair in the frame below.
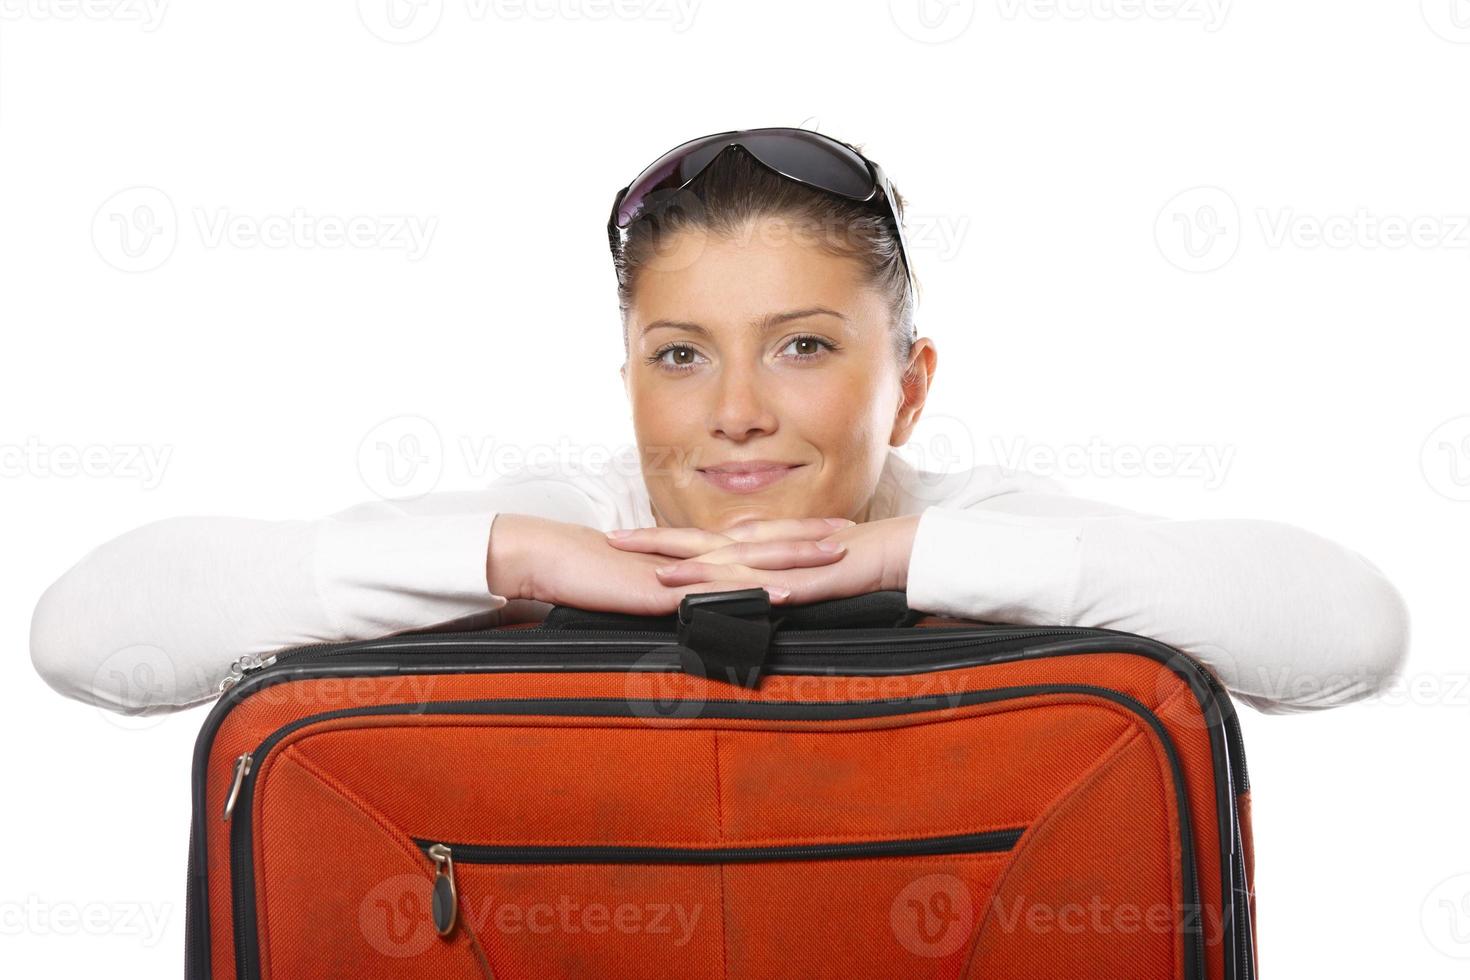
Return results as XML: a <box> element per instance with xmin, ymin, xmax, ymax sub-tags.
<box><xmin>612</xmin><ymin>142</ymin><xmax>920</xmax><ymax>367</ymax></box>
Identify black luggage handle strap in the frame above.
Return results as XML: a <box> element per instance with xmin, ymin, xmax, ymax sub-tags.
<box><xmin>539</xmin><ymin>589</ymin><xmax>917</xmax><ymax>633</ymax></box>
<box><xmin>675</xmin><ymin>588</ymin><xmax>774</xmax><ymax>690</ymax></box>
<box><xmin>537</xmin><ymin>588</ymin><xmax>922</xmax><ymax>690</ymax></box>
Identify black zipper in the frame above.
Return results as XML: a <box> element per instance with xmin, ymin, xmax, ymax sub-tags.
<box><xmin>226</xmin><ymin>685</ymin><xmax>1207</xmax><ymax>980</ymax></box>
<box><xmin>412</xmin><ymin>828</ymin><xmax>1026</xmax><ymax>866</ymax></box>
<box><xmin>220</xmin><ymin>625</ymin><xmax>1248</xmax><ymax>800</ymax></box>
<box><xmin>413</xmin><ymin>829</ymin><xmax>1028</xmax><ymax>960</ymax></box>
<box><xmin>1158</xmin><ymin>643</ymin><xmax>1253</xmax><ymax>980</ymax></box>
<box><xmin>241</xmin><ymin>628</ymin><xmax>1252</xmax><ymax>805</ymax></box>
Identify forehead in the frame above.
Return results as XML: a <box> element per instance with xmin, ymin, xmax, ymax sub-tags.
<box><xmin>628</xmin><ymin>220</ymin><xmax>887</xmax><ymax>335</ymax></box>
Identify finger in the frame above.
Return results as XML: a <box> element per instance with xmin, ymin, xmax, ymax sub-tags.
<box><xmin>684</xmin><ymin>538</ymin><xmax>848</xmax><ymax>571</ymax></box>
<box><xmin>721</xmin><ymin>517</ymin><xmax>854</xmax><ymax>544</ymax></box>
<box><xmin>603</xmin><ymin>526</ymin><xmax>733</xmax><ymax>558</ymax></box>
<box><xmin>653</xmin><ymin>559</ymin><xmax>738</xmax><ymax>587</ymax></box>
<box><xmin>741</xmin><ymin>562</ymin><xmax>874</xmax><ymax>608</ymax></box>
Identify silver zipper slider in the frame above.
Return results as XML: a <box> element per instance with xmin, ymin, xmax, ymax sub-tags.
<box><xmin>218</xmin><ymin>653</ymin><xmax>278</xmax><ymax>693</ymax></box>
<box><xmin>221</xmin><ymin>752</ymin><xmax>252</xmax><ymax>821</ymax></box>
<box><xmin>428</xmin><ymin>843</ymin><xmax>458</xmax><ymax>937</ymax></box>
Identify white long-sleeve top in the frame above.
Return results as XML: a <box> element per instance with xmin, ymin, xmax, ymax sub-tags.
<box><xmin>29</xmin><ymin>444</ymin><xmax>1410</xmax><ymax>716</ymax></box>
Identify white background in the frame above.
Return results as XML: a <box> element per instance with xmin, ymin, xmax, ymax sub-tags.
<box><xmin>3</xmin><ymin>1</ymin><xmax>1469</xmax><ymax>975</ymax></box>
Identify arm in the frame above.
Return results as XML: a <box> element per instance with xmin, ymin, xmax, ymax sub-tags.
<box><xmin>29</xmin><ymin>479</ymin><xmax>609</xmax><ymax>715</ymax></box>
<box><xmin>903</xmin><ymin>492</ymin><xmax>1411</xmax><ymax>714</ymax></box>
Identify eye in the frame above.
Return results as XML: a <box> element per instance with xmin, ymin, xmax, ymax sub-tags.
<box><xmin>646</xmin><ymin>343</ymin><xmax>706</xmax><ymax>373</ymax></box>
<box><xmin>780</xmin><ymin>334</ymin><xmax>841</xmax><ymax>362</ymax></box>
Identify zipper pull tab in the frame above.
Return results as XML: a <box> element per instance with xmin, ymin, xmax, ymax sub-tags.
<box><xmin>428</xmin><ymin>843</ymin><xmax>458</xmax><ymax>937</ymax></box>
<box><xmin>221</xmin><ymin>752</ymin><xmax>252</xmax><ymax>821</ymax></box>
<box><xmin>218</xmin><ymin>653</ymin><xmax>278</xmax><ymax>693</ymax></box>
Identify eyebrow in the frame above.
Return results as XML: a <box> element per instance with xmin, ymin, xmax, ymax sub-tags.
<box><xmin>640</xmin><ymin>306</ymin><xmax>852</xmax><ymax>338</ymax></box>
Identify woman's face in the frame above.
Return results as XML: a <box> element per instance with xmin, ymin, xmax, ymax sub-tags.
<box><xmin>621</xmin><ymin>215</ymin><xmax>933</xmax><ymax>532</ymax></box>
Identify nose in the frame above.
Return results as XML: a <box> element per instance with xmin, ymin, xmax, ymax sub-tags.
<box><xmin>707</xmin><ymin>358</ymin><xmax>779</xmax><ymax>443</ymax></box>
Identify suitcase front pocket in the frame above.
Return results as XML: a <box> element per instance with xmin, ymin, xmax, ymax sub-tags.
<box><xmin>228</xmin><ymin>688</ymin><xmax>1198</xmax><ymax>980</ymax></box>
<box><xmin>409</xmin><ymin>830</ymin><xmax>1027</xmax><ymax>979</ymax></box>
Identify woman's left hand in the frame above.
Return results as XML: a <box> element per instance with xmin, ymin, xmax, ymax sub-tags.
<box><xmin>605</xmin><ymin>514</ymin><xmax>923</xmax><ymax>604</ymax></box>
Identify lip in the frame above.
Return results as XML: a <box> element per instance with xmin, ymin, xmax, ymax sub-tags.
<box><xmin>697</xmin><ymin>461</ymin><xmax>804</xmax><ymax>494</ymax></box>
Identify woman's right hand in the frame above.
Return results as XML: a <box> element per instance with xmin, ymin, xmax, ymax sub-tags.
<box><xmin>486</xmin><ymin>513</ymin><xmax>848</xmax><ymax>616</ymax></box>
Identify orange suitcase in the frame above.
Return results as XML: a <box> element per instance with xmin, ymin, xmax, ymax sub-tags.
<box><xmin>185</xmin><ymin>588</ymin><xmax>1257</xmax><ymax>979</ymax></box>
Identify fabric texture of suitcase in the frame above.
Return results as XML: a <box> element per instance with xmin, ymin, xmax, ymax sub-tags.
<box><xmin>184</xmin><ymin>588</ymin><xmax>1258</xmax><ymax>979</ymax></box>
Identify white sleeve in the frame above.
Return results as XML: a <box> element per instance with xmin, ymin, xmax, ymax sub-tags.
<box><xmin>904</xmin><ymin>492</ymin><xmax>1411</xmax><ymax>714</ymax></box>
<box><xmin>29</xmin><ymin>478</ymin><xmax>611</xmax><ymax>715</ymax></box>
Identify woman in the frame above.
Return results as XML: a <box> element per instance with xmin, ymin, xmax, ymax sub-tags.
<box><xmin>29</xmin><ymin>127</ymin><xmax>1409</xmax><ymax>716</ymax></box>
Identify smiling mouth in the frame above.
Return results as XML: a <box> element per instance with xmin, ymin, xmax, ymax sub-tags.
<box><xmin>696</xmin><ymin>463</ymin><xmax>804</xmax><ymax>494</ymax></box>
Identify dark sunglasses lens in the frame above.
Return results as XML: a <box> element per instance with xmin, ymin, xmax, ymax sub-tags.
<box><xmin>616</xmin><ymin>130</ymin><xmax>876</xmax><ymax>229</ymax></box>
<box><xmin>738</xmin><ymin>130</ymin><xmax>875</xmax><ymax>200</ymax></box>
<box><xmin>616</xmin><ymin>134</ymin><xmax>732</xmax><ymax>228</ymax></box>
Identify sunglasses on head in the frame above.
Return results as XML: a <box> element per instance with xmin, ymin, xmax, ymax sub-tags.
<box><xmin>607</xmin><ymin>127</ymin><xmax>916</xmax><ymax>297</ymax></box>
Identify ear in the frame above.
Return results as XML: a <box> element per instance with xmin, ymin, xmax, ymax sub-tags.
<box><xmin>889</xmin><ymin>337</ymin><xmax>937</xmax><ymax>448</ymax></box>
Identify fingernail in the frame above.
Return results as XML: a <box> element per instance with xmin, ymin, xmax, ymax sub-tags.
<box><xmin>606</xmin><ymin>529</ymin><xmax>632</xmax><ymax>538</ymax></box>
<box><xmin>817</xmin><ymin>540</ymin><xmax>844</xmax><ymax>552</ymax></box>
<box><xmin>825</xmin><ymin>517</ymin><xmax>854</xmax><ymax>527</ymax></box>
<box><xmin>769</xmin><ymin>587</ymin><xmax>791</xmax><ymax>599</ymax></box>
<box><xmin>655</xmin><ymin>564</ymin><xmax>676</xmax><ymax>575</ymax></box>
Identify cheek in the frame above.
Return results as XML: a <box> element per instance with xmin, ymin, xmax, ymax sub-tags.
<box><xmin>628</xmin><ymin>383</ymin><xmax>688</xmax><ymax>441</ymax></box>
<box><xmin>784</xmin><ymin>369</ymin><xmax>891</xmax><ymax>444</ymax></box>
